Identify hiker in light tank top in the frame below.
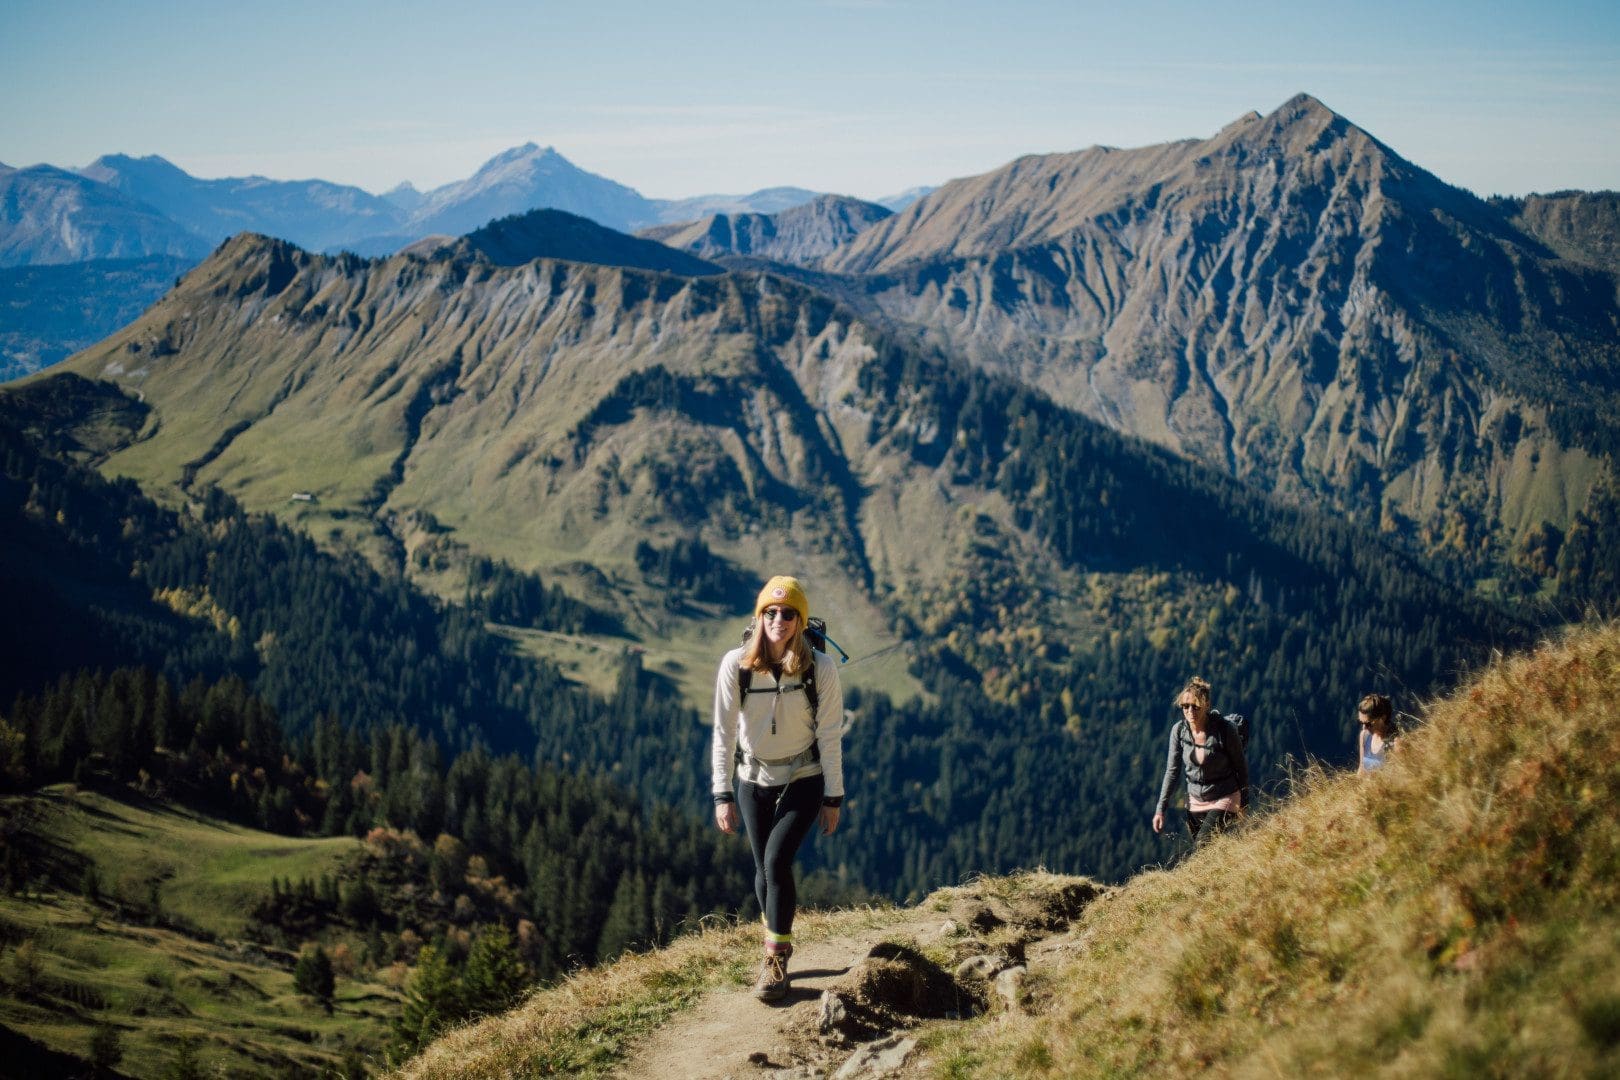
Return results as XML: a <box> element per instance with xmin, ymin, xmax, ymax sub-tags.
<box><xmin>711</xmin><ymin>575</ymin><xmax>845</xmax><ymax>1003</ymax></box>
<box><xmin>1356</xmin><ymin>693</ymin><xmax>1397</xmax><ymax>773</ymax></box>
<box><xmin>1153</xmin><ymin>676</ymin><xmax>1249</xmax><ymax>846</ymax></box>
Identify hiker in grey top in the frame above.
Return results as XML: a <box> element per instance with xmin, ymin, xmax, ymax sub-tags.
<box><xmin>1153</xmin><ymin>676</ymin><xmax>1249</xmax><ymax>845</ymax></box>
<box><xmin>711</xmin><ymin>575</ymin><xmax>844</xmax><ymax>1002</ymax></box>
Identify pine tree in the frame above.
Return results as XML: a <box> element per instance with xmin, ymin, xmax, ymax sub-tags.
<box><xmin>595</xmin><ymin>871</ymin><xmax>650</xmax><ymax>963</ymax></box>
<box><xmin>393</xmin><ymin>943</ymin><xmax>459</xmax><ymax>1056</ymax></box>
<box><xmin>460</xmin><ymin>924</ymin><xmax>530</xmax><ymax>1019</ymax></box>
<box><xmin>293</xmin><ymin>945</ymin><xmax>337</xmax><ymax>1014</ymax></box>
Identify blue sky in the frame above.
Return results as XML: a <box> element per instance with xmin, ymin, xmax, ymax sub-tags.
<box><xmin>2</xmin><ymin>1</ymin><xmax>1616</xmax><ymax>201</ymax></box>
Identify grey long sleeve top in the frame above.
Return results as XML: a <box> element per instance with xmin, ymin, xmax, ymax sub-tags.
<box><xmin>1155</xmin><ymin>710</ymin><xmax>1249</xmax><ymax>816</ymax></box>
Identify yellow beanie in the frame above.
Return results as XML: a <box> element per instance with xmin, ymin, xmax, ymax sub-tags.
<box><xmin>755</xmin><ymin>576</ymin><xmax>809</xmax><ymax>623</ymax></box>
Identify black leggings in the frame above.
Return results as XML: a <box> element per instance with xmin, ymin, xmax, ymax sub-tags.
<box><xmin>737</xmin><ymin>774</ymin><xmax>824</xmax><ymax>936</ymax></box>
<box><xmin>1187</xmin><ymin>808</ymin><xmax>1237</xmax><ymax>846</ymax></box>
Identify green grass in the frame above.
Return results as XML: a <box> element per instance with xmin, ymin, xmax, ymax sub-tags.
<box><xmin>0</xmin><ymin>787</ymin><xmax>398</xmax><ymax>1078</ymax></box>
<box><xmin>23</xmin><ymin>787</ymin><xmax>357</xmax><ymax>939</ymax></box>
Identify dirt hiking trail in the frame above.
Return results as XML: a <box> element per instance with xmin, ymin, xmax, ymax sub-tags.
<box><xmin>612</xmin><ymin>874</ymin><xmax>1107</xmax><ymax>1080</ymax></box>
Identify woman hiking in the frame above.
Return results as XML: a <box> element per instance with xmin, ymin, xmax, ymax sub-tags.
<box><xmin>1153</xmin><ymin>676</ymin><xmax>1249</xmax><ymax>846</ymax></box>
<box><xmin>711</xmin><ymin>575</ymin><xmax>845</xmax><ymax>1002</ymax></box>
<box><xmin>1356</xmin><ymin>693</ymin><xmax>1397</xmax><ymax>773</ymax></box>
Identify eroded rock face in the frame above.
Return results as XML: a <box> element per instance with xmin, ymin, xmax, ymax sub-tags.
<box><xmin>818</xmin><ymin>941</ymin><xmax>975</xmax><ymax>1044</ymax></box>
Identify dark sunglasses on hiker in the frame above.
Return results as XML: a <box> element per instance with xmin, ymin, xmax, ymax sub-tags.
<box><xmin>762</xmin><ymin>608</ymin><xmax>799</xmax><ymax>622</ymax></box>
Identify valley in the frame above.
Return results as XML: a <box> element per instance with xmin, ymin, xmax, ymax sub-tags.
<box><xmin>1</xmin><ymin>89</ymin><xmax>1616</xmax><ymax>1076</ymax></box>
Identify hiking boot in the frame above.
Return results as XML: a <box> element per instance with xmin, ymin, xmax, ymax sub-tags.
<box><xmin>754</xmin><ymin>949</ymin><xmax>790</xmax><ymax>1002</ymax></box>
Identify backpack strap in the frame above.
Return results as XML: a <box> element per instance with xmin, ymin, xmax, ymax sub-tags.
<box><xmin>734</xmin><ymin>655</ymin><xmax>821</xmax><ymax>770</ymax></box>
<box><xmin>802</xmin><ymin>655</ymin><xmax>819</xmax><ymax>724</ymax></box>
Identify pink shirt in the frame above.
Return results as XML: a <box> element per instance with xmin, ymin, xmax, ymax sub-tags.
<box><xmin>1188</xmin><ymin>790</ymin><xmax>1242</xmax><ymax>813</ymax></box>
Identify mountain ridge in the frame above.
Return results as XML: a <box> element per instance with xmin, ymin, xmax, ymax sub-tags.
<box><xmin>638</xmin><ymin>193</ymin><xmax>892</xmax><ymax>265</ymax></box>
<box><xmin>802</xmin><ymin>92</ymin><xmax>1620</xmax><ymax>579</ymax></box>
<box><xmin>420</xmin><ymin>208</ymin><xmax>724</xmax><ymax>276</ymax></box>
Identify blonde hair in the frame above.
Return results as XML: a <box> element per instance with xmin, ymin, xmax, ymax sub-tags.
<box><xmin>1175</xmin><ymin>676</ymin><xmax>1212</xmax><ymax>710</ymax></box>
<box><xmin>742</xmin><ymin>618</ymin><xmax>810</xmax><ymax>678</ymax></box>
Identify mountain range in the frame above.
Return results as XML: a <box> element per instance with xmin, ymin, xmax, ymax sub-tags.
<box><xmin>4</xmin><ymin>90</ymin><xmax>1617</xmax><ymax>1074</ymax></box>
<box><xmin>791</xmin><ymin>95</ymin><xmax>1620</xmax><ymax>582</ymax></box>
<box><xmin>11</xmin><ymin>210</ymin><xmax>1534</xmax><ymax>862</ymax></box>
<box><xmin>0</xmin><ymin>144</ymin><xmax>862</xmax><ymax>379</ymax></box>
<box><xmin>0</xmin><ymin>163</ymin><xmax>212</xmax><ymax>265</ymax></box>
<box><xmin>18</xmin><ymin>94</ymin><xmax>1619</xmax><ymax>624</ymax></box>
<box><xmin>0</xmin><ymin>143</ymin><xmax>840</xmax><ymax>268</ymax></box>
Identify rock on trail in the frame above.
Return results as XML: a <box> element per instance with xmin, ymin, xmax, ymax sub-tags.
<box><xmin>612</xmin><ymin>873</ymin><xmax>1107</xmax><ymax>1080</ymax></box>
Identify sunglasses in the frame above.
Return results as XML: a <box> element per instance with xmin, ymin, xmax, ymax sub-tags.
<box><xmin>761</xmin><ymin>607</ymin><xmax>799</xmax><ymax>622</ymax></box>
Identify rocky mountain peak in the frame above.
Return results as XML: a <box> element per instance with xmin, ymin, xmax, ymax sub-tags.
<box><xmin>406</xmin><ymin>144</ymin><xmax>656</xmax><ymax>237</ymax></box>
<box><xmin>474</xmin><ymin>142</ymin><xmax>556</xmax><ymax>174</ymax></box>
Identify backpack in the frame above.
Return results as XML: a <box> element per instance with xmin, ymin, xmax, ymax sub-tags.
<box><xmin>737</xmin><ymin>615</ymin><xmax>848</xmax><ymax>723</ymax></box>
<box><xmin>1213</xmin><ymin>709</ymin><xmax>1249</xmax><ymax>750</ymax></box>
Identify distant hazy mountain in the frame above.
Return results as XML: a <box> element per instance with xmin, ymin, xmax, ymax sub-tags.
<box><xmin>640</xmin><ymin>194</ymin><xmax>891</xmax><ymax>265</ymax></box>
<box><xmin>6</xmin><ymin>146</ymin><xmax>856</xmax><ymax>264</ymax></box>
<box><xmin>0</xmin><ymin>165</ymin><xmax>211</xmax><ymax>267</ymax></box>
<box><xmin>653</xmin><ymin>186</ymin><xmax>822</xmax><ymax>223</ymax></box>
<box><xmin>79</xmin><ymin>153</ymin><xmax>407</xmax><ymax>251</ymax></box>
<box><xmin>877</xmin><ymin>186</ymin><xmax>936</xmax><ymax>212</ymax></box>
<box><xmin>381</xmin><ymin>181</ymin><xmax>427</xmax><ymax>213</ymax></box>
<box><xmin>409</xmin><ymin>143</ymin><xmax>660</xmax><ymax>238</ymax></box>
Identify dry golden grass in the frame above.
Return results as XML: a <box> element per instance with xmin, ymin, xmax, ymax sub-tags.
<box><xmin>387</xmin><ymin>904</ymin><xmax>901</xmax><ymax>1079</ymax></box>
<box><xmin>924</xmin><ymin>619</ymin><xmax>1620</xmax><ymax>1077</ymax></box>
<box><xmin>396</xmin><ymin>622</ymin><xmax>1620</xmax><ymax>1078</ymax></box>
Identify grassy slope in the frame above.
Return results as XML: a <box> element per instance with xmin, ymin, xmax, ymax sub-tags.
<box><xmin>0</xmin><ymin>788</ymin><xmax>400</xmax><ymax>1078</ymax></box>
<box><xmin>394</xmin><ymin>619</ymin><xmax>1620</xmax><ymax>1078</ymax></box>
<box><xmin>926</xmin><ymin>619</ymin><xmax>1620</xmax><ymax>1077</ymax></box>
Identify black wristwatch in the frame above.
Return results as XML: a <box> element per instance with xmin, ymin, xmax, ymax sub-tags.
<box><xmin>822</xmin><ymin>796</ymin><xmax>843</xmax><ymax>808</ymax></box>
<box><xmin>713</xmin><ymin>792</ymin><xmax>735</xmax><ymax>805</ymax></box>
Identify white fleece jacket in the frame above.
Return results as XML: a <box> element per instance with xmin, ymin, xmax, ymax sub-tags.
<box><xmin>710</xmin><ymin>646</ymin><xmax>844</xmax><ymax>797</ymax></box>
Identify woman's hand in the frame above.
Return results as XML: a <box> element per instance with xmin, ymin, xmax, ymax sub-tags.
<box><xmin>819</xmin><ymin>804</ymin><xmax>840</xmax><ymax>836</ymax></box>
<box><xmin>715</xmin><ymin>801</ymin><xmax>739</xmax><ymax>834</ymax></box>
<box><xmin>1152</xmin><ymin>812</ymin><xmax>1165</xmax><ymax>834</ymax></box>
